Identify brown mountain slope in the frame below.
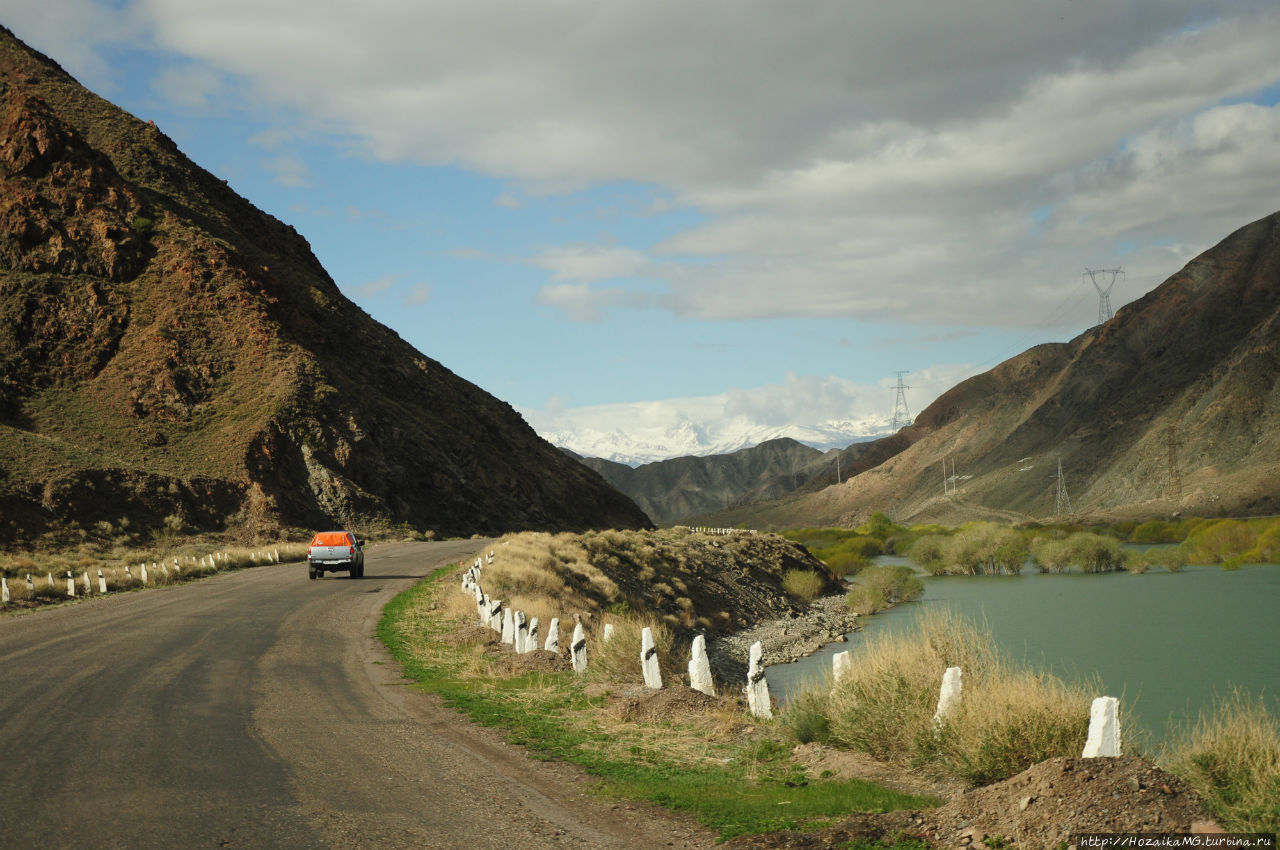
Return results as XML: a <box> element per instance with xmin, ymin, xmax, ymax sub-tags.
<box><xmin>701</xmin><ymin>209</ymin><xmax>1280</xmax><ymax>529</ymax></box>
<box><xmin>567</xmin><ymin>438</ymin><xmax>838</xmax><ymax>525</ymax></box>
<box><xmin>0</xmin><ymin>27</ymin><xmax>650</xmax><ymax>541</ymax></box>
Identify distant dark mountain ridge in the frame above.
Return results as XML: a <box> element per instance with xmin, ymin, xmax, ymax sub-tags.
<box><xmin>0</xmin><ymin>26</ymin><xmax>650</xmax><ymax>541</ymax></box>
<box><xmin>568</xmin><ymin>438</ymin><xmax>843</xmax><ymax>525</ymax></box>
<box><xmin>696</xmin><ymin>209</ymin><xmax>1280</xmax><ymax>529</ymax></box>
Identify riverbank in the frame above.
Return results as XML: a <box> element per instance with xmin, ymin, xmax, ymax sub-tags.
<box><xmin>708</xmin><ymin>592</ymin><xmax>862</xmax><ymax>685</ymax></box>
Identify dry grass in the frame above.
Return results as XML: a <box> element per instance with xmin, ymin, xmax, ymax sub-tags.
<box><xmin>1162</xmin><ymin>688</ymin><xmax>1280</xmax><ymax>832</ymax></box>
<box><xmin>1</xmin><ymin>541</ymin><xmax>307</xmax><ymax>608</ymax></box>
<box><xmin>798</xmin><ymin>608</ymin><xmax>1103</xmax><ymax>786</ymax></box>
<box><xmin>781</xmin><ymin>569</ymin><xmax>824</xmax><ymax>602</ymax></box>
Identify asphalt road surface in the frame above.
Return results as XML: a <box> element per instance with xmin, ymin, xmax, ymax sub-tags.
<box><xmin>0</xmin><ymin>541</ymin><xmax>712</xmax><ymax>849</ymax></box>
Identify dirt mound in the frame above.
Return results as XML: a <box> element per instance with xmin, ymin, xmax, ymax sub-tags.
<box><xmin>923</xmin><ymin>756</ymin><xmax>1210</xmax><ymax>847</ymax></box>
<box><xmin>488</xmin><ymin>648</ymin><xmax>566</xmax><ymax>676</ymax></box>
<box><xmin>727</xmin><ymin>756</ymin><xmax>1215</xmax><ymax>849</ymax></box>
<box><xmin>603</xmin><ymin>684</ymin><xmax>738</xmax><ymax>723</ymax></box>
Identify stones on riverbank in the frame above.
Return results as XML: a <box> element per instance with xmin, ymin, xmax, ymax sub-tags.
<box><xmin>708</xmin><ymin>592</ymin><xmax>861</xmax><ymax>686</ymax></box>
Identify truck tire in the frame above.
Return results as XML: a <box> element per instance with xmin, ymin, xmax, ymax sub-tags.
<box><xmin>308</xmin><ymin>566</ymin><xmax>317</xmax><ymax>580</ymax></box>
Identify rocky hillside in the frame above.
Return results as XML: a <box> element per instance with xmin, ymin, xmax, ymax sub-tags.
<box><xmin>0</xmin><ymin>27</ymin><xmax>650</xmax><ymax>542</ymax></box>
<box><xmin>701</xmin><ymin>210</ymin><xmax>1280</xmax><ymax>529</ymax></box>
<box><xmin>568</xmin><ymin>438</ymin><xmax>847</xmax><ymax>525</ymax></box>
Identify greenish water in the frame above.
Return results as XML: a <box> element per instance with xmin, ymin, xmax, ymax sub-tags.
<box><xmin>765</xmin><ymin>560</ymin><xmax>1280</xmax><ymax>745</ymax></box>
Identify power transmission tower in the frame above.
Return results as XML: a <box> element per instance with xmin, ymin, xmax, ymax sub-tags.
<box><xmin>1165</xmin><ymin>424</ymin><xmax>1182</xmax><ymax>501</ymax></box>
<box><xmin>942</xmin><ymin>456</ymin><xmax>957</xmax><ymax>496</ymax></box>
<box><xmin>1054</xmin><ymin>457</ymin><xmax>1073</xmax><ymax>516</ymax></box>
<box><xmin>891</xmin><ymin>371</ymin><xmax>913</xmax><ymax>428</ymax></box>
<box><xmin>1084</xmin><ymin>267</ymin><xmax>1124</xmax><ymax>327</ymax></box>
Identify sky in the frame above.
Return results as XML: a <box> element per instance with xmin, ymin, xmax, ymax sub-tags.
<box><xmin>8</xmin><ymin>1</ymin><xmax>1280</xmax><ymax>458</ymax></box>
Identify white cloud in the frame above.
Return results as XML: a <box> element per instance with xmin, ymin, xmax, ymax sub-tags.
<box><xmin>20</xmin><ymin>1</ymin><xmax>1280</xmax><ymax>329</ymax></box>
<box><xmin>261</xmin><ymin>153</ymin><xmax>312</xmax><ymax>188</ymax></box>
<box><xmin>151</xmin><ymin>63</ymin><xmax>226</xmax><ymax>110</ymax></box>
<box><xmin>529</xmin><ymin>244</ymin><xmax>649</xmax><ymax>283</ymax></box>
<box><xmin>353</xmin><ymin>274</ymin><xmax>397</xmax><ymax>298</ymax></box>
<box><xmin>404</xmin><ymin>283</ymin><xmax>432</xmax><ymax>306</ymax></box>
<box><xmin>525</xmin><ymin>367</ymin><xmax>979</xmax><ymax>462</ymax></box>
<box><xmin>494</xmin><ymin>192</ymin><xmax>524</xmax><ymax>209</ymax></box>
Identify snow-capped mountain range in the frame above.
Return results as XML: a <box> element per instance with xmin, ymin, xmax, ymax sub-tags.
<box><xmin>540</xmin><ymin>416</ymin><xmax>898</xmax><ymax>466</ymax></box>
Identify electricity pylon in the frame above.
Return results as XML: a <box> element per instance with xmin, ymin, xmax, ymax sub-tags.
<box><xmin>892</xmin><ymin>371</ymin><xmax>913</xmax><ymax>428</ymax></box>
<box><xmin>1084</xmin><ymin>267</ymin><xmax>1124</xmax><ymax>327</ymax></box>
<box><xmin>1054</xmin><ymin>457</ymin><xmax>1073</xmax><ymax>516</ymax></box>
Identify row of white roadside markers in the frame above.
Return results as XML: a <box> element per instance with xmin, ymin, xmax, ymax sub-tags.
<box><xmin>0</xmin><ymin>550</ymin><xmax>284</xmax><ymax>603</ymax></box>
<box><xmin>462</xmin><ymin>552</ymin><xmax>1121</xmax><ymax>753</ymax></box>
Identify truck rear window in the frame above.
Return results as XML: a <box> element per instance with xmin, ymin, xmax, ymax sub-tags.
<box><xmin>311</xmin><ymin>532</ymin><xmax>352</xmax><ymax>547</ymax></box>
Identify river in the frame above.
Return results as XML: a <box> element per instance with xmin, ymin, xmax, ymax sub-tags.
<box><xmin>764</xmin><ymin>558</ymin><xmax>1280</xmax><ymax>745</ymax></box>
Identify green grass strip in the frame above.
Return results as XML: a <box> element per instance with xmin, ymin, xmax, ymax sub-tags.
<box><xmin>377</xmin><ymin>566</ymin><xmax>937</xmax><ymax>841</ymax></box>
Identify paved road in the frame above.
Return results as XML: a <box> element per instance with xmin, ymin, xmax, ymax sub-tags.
<box><xmin>0</xmin><ymin>541</ymin><xmax>710</xmax><ymax>849</ymax></box>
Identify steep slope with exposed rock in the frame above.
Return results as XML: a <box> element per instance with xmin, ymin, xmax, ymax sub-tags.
<box><xmin>700</xmin><ymin>209</ymin><xmax>1280</xmax><ymax>529</ymax></box>
<box><xmin>567</xmin><ymin>438</ymin><xmax>846</xmax><ymax>525</ymax></box>
<box><xmin>0</xmin><ymin>26</ymin><xmax>650</xmax><ymax>542</ymax></box>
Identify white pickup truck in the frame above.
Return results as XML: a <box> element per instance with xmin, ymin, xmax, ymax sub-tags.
<box><xmin>307</xmin><ymin>531</ymin><xmax>365</xmax><ymax>580</ymax></box>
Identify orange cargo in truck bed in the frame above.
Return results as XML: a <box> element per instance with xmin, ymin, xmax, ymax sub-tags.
<box><xmin>310</xmin><ymin>532</ymin><xmax>352</xmax><ymax>547</ymax></box>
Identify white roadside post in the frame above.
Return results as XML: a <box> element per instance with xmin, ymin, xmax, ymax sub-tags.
<box><xmin>1082</xmin><ymin>696</ymin><xmax>1121</xmax><ymax>757</ymax></box>
<box><xmin>640</xmin><ymin>627</ymin><xmax>662</xmax><ymax>689</ymax></box>
<box><xmin>1</xmin><ymin>577</ymin><xmax>8</xmax><ymax>603</ymax></box>
<box><xmin>570</xmin><ymin>623</ymin><xmax>588</xmax><ymax>674</ymax></box>
<box><xmin>489</xmin><ymin>599</ymin><xmax>503</xmax><ymax>633</ymax></box>
<box><xmin>832</xmin><ymin>651</ymin><xmax>852</xmax><ymax>683</ymax></box>
<box><xmin>501</xmin><ymin>607</ymin><xmax>515</xmax><ymax>645</ymax></box>
<box><xmin>602</xmin><ymin>623</ymin><xmax>615</xmax><ymax>643</ymax></box>
<box><xmin>933</xmin><ymin>667</ymin><xmax>963</xmax><ymax>726</ymax></box>
<box><xmin>527</xmin><ymin>617</ymin><xmax>539</xmax><ymax>654</ymax></box>
<box><xmin>545</xmin><ymin>618</ymin><xmax>560</xmax><ymax>653</ymax></box>
<box><xmin>514</xmin><ymin>611</ymin><xmax>528</xmax><ymax>653</ymax></box>
<box><xmin>124</xmin><ymin>565</ymin><xmax>132</xmax><ymax>583</ymax></box>
<box><xmin>745</xmin><ymin>641</ymin><xmax>772</xmax><ymax>719</ymax></box>
<box><xmin>97</xmin><ymin>570</ymin><xmax>106</xmax><ymax>593</ymax></box>
<box><xmin>66</xmin><ymin>572</ymin><xmax>75</xmax><ymax>597</ymax></box>
<box><xmin>140</xmin><ymin>563</ymin><xmax>149</xmax><ymax>585</ymax></box>
<box><xmin>26</xmin><ymin>574</ymin><xmax>34</xmax><ymax>595</ymax></box>
<box><xmin>480</xmin><ymin>593</ymin><xmax>491</xmax><ymax>626</ymax></box>
<box><xmin>688</xmin><ymin>634</ymin><xmax>714</xmax><ymax>695</ymax></box>
<box><xmin>82</xmin><ymin>571</ymin><xmax>90</xmax><ymax>594</ymax></box>
<box><xmin>161</xmin><ymin>563</ymin><xmax>169</xmax><ymax>578</ymax></box>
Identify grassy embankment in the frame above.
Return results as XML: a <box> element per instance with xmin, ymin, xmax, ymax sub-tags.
<box><xmin>785</xmin><ymin>517</ymin><xmax>1280</xmax><ymax>832</ymax></box>
<box><xmin>379</xmin><ymin>529</ymin><xmax>936</xmax><ymax>842</ymax></box>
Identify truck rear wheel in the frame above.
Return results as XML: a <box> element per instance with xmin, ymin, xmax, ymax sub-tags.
<box><xmin>308</xmin><ymin>566</ymin><xmax>317</xmax><ymax>580</ymax></box>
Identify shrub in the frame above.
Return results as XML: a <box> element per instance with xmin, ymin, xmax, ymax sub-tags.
<box><xmin>943</xmin><ymin>523</ymin><xmax>1029</xmax><ymax>575</ymax></box>
<box><xmin>1164</xmin><ymin>689</ymin><xmax>1280</xmax><ymax>833</ymax></box>
<box><xmin>781</xmin><ymin>685</ymin><xmax>832</xmax><ymax>744</ymax></box>
<box><xmin>1131</xmin><ymin>519</ymin><xmax>1179</xmax><ymax>544</ymax></box>
<box><xmin>908</xmin><ymin>535</ymin><xmax>948</xmax><ymax>575</ymax></box>
<box><xmin>1031</xmin><ymin>537</ymin><xmax>1073</xmax><ymax>574</ymax></box>
<box><xmin>931</xmin><ymin>669</ymin><xmax>1093</xmax><ymax>785</ymax></box>
<box><xmin>845</xmin><ymin>565</ymin><xmax>922</xmax><ymax>615</ymax></box>
<box><xmin>1186</xmin><ymin>520</ymin><xmax>1256</xmax><ymax>565</ymax></box>
<box><xmin>583</xmin><ymin>617</ymin><xmax>678</xmax><ymax>686</ymax></box>
<box><xmin>1065</xmin><ymin>532</ymin><xmax>1124</xmax><ymax>573</ymax></box>
<box><xmin>782</xmin><ymin>569</ymin><xmax>825</xmax><ymax>603</ymax></box>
